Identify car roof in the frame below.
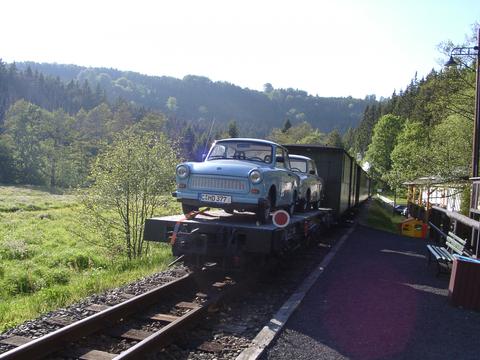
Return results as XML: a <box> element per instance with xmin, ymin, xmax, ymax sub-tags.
<box><xmin>289</xmin><ymin>154</ymin><xmax>312</xmax><ymax>161</ymax></box>
<box><xmin>214</xmin><ymin>138</ymin><xmax>279</xmax><ymax>147</ymax></box>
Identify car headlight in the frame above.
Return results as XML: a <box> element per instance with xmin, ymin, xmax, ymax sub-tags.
<box><xmin>176</xmin><ymin>165</ymin><xmax>189</xmax><ymax>179</ymax></box>
<box><xmin>249</xmin><ymin>170</ymin><xmax>263</xmax><ymax>184</ymax></box>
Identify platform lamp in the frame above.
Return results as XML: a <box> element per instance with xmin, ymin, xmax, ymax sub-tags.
<box><xmin>445</xmin><ymin>29</ymin><xmax>480</xmax><ymax>208</ymax></box>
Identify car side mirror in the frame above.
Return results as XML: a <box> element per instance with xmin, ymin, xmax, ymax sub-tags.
<box><xmin>202</xmin><ymin>153</ymin><xmax>207</xmax><ymax>161</ymax></box>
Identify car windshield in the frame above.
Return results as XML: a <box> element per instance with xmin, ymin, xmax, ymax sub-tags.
<box><xmin>290</xmin><ymin>158</ymin><xmax>308</xmax><ymax>173</ymax></box>
<box><xmin>207</xmin><ymin>141</ymin><xmax>273</xmax><ymax>163</ymax></box>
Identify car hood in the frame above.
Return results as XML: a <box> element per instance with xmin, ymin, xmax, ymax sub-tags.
<box><xmin>186</xmin><ymin>160</ymin><xmax>264</xmax><ymax>177</ymax></box>
<box><xmin>295</xmin><ymin>173</ymin><xmax>308</xmax><ymax>181</ymax></box>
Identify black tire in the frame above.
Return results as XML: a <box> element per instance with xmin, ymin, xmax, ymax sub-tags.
<box><xmin>256</xmin><ymin>199</ymin><xmax>271</xmax><ymax>224</ymax></box>
<box><xmin>287</xmin><ymin>192</ymin><xmax>297</xmax><ymax>215</ymax></box>
<box><xmin>302</xmin><ymin>191</ymin><xmax>311</xmax><ymax>212</ymax></box>
<box><xmin>182</xmin><ymin>203</ymin><xmax>199</xmax><ymax>215</ymax></box>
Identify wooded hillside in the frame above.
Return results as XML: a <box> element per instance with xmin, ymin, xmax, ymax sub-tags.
<box><xmin>14</xmin><ymin>62</ymin><xmax>373</xmax><ymax>136</ymax></box>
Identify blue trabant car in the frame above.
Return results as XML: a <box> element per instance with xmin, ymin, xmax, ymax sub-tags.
<box><xmin>173</xmin><ymin>138</ymin><xmax>299</xmax><ymax>223</ymax></box>
<box><xmin>289</xmin><ymin>154</ymin><xmax>324</xmax><ymax>211</ymax></box>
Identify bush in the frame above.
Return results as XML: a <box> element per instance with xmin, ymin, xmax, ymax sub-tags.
<box><xmin>82</xmin><ymin>130</ymin><xmax>179</xmax><ymax>259</ymax></box>
<box><xmin>66</xmin><ymin>254</ymin><xmax>91</xmax><ymax>271</ymax></box>
<box><xmin>46</xmin><ymin>269</ymin><xmax>70</xmax><ymax>286</ymax></box>
<box><xmin>5</xmin><ymin>271</ymin><xmax>38</xmax><ymax>295</ymax></box>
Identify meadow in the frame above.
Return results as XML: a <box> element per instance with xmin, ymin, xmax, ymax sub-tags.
<box><xmin>0</xmin><ymin>185</ymin><xmax>179</xmax><ymax>331</ymax></box>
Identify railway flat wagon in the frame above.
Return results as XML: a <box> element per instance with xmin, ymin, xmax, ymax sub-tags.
<box><xmin>284</xmin><ymin>145</ymin><xmax>370</xmax><ymax>217</ymax></box>
<box><xmin>143</xmin><ymin>209</ymin><xmax>332</xmax><ymax>268</ymax></box>
<box><xmin>143</xmin><ymin>144</ymin><xmax>369</xmax><ymax>269</ymax></box>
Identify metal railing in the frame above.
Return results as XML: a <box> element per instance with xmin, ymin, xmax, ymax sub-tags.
<box><xmin>428</xmin><ymin>206</ymin><xmax>479</xmax><ymax>258</ymax></box>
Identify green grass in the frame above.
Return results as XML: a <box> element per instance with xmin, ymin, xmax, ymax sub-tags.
<box><xmin>364</xmin><ymin>198</ymin><xmax>406</xmax><ymax>234</ymax></box>
<box><xmin>0</xmin><ymin>185</ymin><xmax>180</xmax><ymax>331</ymax></box>
<box><xmin>378</xmin><ymin>190</ymin><xmax>408</xmax><ymax>206</ymax></box>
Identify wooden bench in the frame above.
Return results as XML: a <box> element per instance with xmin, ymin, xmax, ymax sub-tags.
<box><xmin>427</xmin><ymin>232</ymin><xmax>470</xmax><ymax>275</ymax></box>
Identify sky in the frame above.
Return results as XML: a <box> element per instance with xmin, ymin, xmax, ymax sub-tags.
<box><xmin>1</xmin><ymin>0</ymin><xmax>479</xmax><ymax>99</ymax></box>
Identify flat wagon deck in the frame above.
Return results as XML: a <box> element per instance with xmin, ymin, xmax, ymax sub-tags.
<box><xmin>144</xmin><ymin>209</ymin><xmax>332</xmax><ymax>268</ymax></box>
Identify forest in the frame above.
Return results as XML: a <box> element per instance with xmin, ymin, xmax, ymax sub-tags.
<box><xmin>13</xmin><ymin>62</ymin><xmax>374</xmax><ymax>135</ymax></box>
<box><xmin>344</xmin><ymin>27</ymin><xmax>478</xmax><ymax>212</ymax></box>
<box><xmin>0</xmin><ymin>59</ymin><xmax>374</xmax><ymax>187</ymax></box>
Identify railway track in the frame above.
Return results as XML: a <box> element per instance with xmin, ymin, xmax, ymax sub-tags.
<box><xmin>0</xmin><ymin>271</ymin><xmax>240</xmax><ymax>360</ymax></box>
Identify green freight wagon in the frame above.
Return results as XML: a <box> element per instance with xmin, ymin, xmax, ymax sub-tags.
<box><xmin>284</xmin><ymin>145</ymin><xmax>370</xmax><ymax>218</ymax></box>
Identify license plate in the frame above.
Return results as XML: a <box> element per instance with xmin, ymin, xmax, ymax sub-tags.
<box><xmin>200</xmin><ymin>193</ymin><xmax>232</xmax><ymax>204</ymax></box>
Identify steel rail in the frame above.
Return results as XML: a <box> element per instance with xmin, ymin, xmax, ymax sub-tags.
<box><xmin>114</xmin><ymin>298</ymin><xmax>213</xmax><ymax>359</ymax></box>
<box><xmin>0</xmin><ymin>273</ymin><xmax>193</xmax><ymax>360</ymax></box>
<box><xmin>115</xmin><ymin>274</ymin><xmax>245</xmax><ymax>359</ymax></box>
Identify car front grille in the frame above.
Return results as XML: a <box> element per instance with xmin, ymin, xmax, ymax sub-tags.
<box><xmin>189</xmin><ymin>175</ymin><xmax>248</xmax><ymax>193</ymax></box>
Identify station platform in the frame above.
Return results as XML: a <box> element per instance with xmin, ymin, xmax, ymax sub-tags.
<box><xmin>262</xmin><ymin>225</ymin><xmax>480</xmax><ymax>360</ymax></box>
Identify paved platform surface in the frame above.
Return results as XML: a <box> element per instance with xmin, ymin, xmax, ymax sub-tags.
<box><xmin>262</xmin><ymin>225</ymin><xmax>480</xmax><ymax>360</ymax></box>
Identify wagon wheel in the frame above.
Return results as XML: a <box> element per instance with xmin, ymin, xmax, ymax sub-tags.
<box><xmin>256</xmin><ymin>198</ymin><xmax>271</xmax><ymax>224</ymax></box>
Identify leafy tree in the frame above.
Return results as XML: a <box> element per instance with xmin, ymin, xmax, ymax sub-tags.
<box><xmin>180</xmin><ymin>125</ymin><xmax>196</xmax><ymax>160</ymax></box>
<box><xmin>342</xmin><ymin>127</ymin><xmax>355</xmax><ymax>154</ymax></box>
<box><xmin>82</xmin><ymin>130</ymin><xmax>179</xmax><ymax>259</ymax></box>
<box><xmin>365</xmin><ymin>114</ymin><xmax>405</xmax><ymax>182</ymax></box>
<box><xmin>263</xmin><ymin>83</ymin><xmax>273</xmax><ymax>93</ymax></box>
<box><xmin>81</xmin><ymin>103</ymin><xmax>112</xmax><ymax>141</ymax></box>
<box><xmin>388</xmin><ymin>121</ymin><xmax>432</xmax><ymax>187</ymax></box>
<box><xmin>134</xmin><ymin>112</ymin><xmax>167</xmax><ymax>134</ymax></box>
<box><xmin>430</xmin><ymin>115</ymin><xmax>472</xmax><ymax>180</ymax></box>
<box><xmin>0</xmin><ymin>136</ymin><xmax>15</xmax><ymax>183</ymax></box>
<box><xmin>3</xmin><ymin>100</ymin><xmax>47</xmax><ymax>184</ymax></box>
<box><xmin>325</xmin><ymin>129</ymin><xmax>343</xmax><ymax>148</ymax></box>
<box><xmin>39</xmin><ymin>109</ymin><xmax>75</xmax><ymax>187</ymax></box>
<box><xmin>106</xmin><ymin>101</ymin><xmax>135</xmax><ymax>136</ymax></box>
<box><xmin>282</xmin><ymin>119</ymin><xmax>292</xmax><ymax>133</ymax></box>
<box><xmin>352</xmin><ymin>104</ymin><xmax>380</xmax><ymax>158</ymax></box>
<box><xmin>269</xmin><ymin>121</ymin><xmax>325</xmax><ymax>145</ymax></box>
<box><xmin>166</xmin><ymin>96</ymin><xmax>178</xmax><ymax>113</ymax></box>
<box><xmin>227</xmin><ymin>120</ymin><xmax>239</xmax><ymax>138</ymax></box>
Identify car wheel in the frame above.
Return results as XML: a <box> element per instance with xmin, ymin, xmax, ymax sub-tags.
<box><xmin>256</xmin><ymin>199</ymin><xmax>271</xmax><ymax>224</ymax></box>
<box><xmin>296</xmin><ymin>199</ymin><xmax>305</xmax><ymax>212</ymax></box>
<box><xmin>302</xmin><ymin>192</ymin><xmax>311</xmax><ymax>212</ymax></box>
<box><xmin>287</xmin><ymin>192</ymin><xmax>297</xmax><ymax>215</ymax></box>
<box><xmin>182</xmin><ymin>203</ymin><xmax>199</xmax><ymax>215</ymax></box>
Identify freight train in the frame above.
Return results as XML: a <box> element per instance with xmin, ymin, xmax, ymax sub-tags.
<box><xmin>144</xmin><ymin>144</ymin><xmax>370</xmax><ymax>269</ymax></box>
<box><xmin>284</xmin><ymin>145</ymin><xmax>370</xmax><ymax>217</ymax></box>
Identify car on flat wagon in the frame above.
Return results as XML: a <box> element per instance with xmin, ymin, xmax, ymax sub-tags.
<box><xmin>173</xmin><ymin>138</ymin><xmax>299</xmax><ymax>223</ymax></box>
<box><xmin>289</xmin><ymin>154</ymin><xmax>324</xmax><ymax>211</ymax></box>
